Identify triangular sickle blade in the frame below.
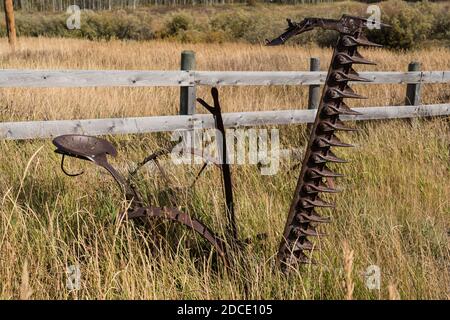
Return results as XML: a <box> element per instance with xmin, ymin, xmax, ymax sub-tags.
<box><xmin>326</xmin><ymin>134</ymin><xmax>355</xmax><ymax>147</ymax></box>
<box><xmin>310</xmin><ymin>152</ymin><xmax>328</xmax><ymax>164</ymax></box>
<box><xmin>322</xmin><ymin>102</ymin><xmax>363</xmax><ymax>116</ymax></box>
<box><xmin>301</xmin><ymin>197</ymin><xmax>335</xmax><ymax>208</ymax></box>
<box><xmin>331</xmin><ymin>68</ymin><xmax>372</xmax><ymax>83</ymax></box>
<box><xmin>321</xmin><ymin>150</ymin><xmax>348</xmax><ymax>163</ymax></box>
<box><xmin>310</xmin><ymin>150</ymin><xmax>348</xmax><ymax>164</ymax></box>
<box><xmin>315</xmin><ymin>135</ymin><xmax>355</xmax><ymax>148</ymax></box>
<box><xmin>297</xmin><ymin>210</ymin><xmax>331</xmax><ymax>223</ymax></box>
<box><xmin>334</xmin><ymin>51</ymin><xmax>376</xmax><ymax>66</ymax></box>
<box><xmin>303</xmin><ymin>181</ymin><xmax>341</xmax><ymax>193</ymax></box>
<box><xmin>318</xmin><ymin>119</ymin><xmax>359</xmax><ymax>132</ymax></box>
<box><xmin>352</xmin><ymin>50</ymin><xmax>378</xmax><ymax>65</ymax></box>
<box><xmin>293</xmin><ymin>238</ymin><xmax>315</xmax><ymax>251</ymax></box>
<box><xmin>327</xmin><ymin>86</ymin><xmax>367</xmax><ymax>99</ymax></box>
<box><xmin>297</xmin><ymin>225</ymin><xmax>327</xmax><ymax>237</ymax></box>
<box><xmin>341</xmin><ymin>34</ymin><xmax>383</xmax><ymax>47</ymax></box>
<box><xmin>348</xmin><ymin>67</ymin><xmax>373</xmax><ymax>81</ymax></box>
<box><xmin>307</xmin><ymin>166</ymin><xmax>345</xmax><ymax>179</ymax></box>
<box><xmin>337</xmin><ymin>101</ymin><xmax>363</xmax><ymax>115</ymax></box>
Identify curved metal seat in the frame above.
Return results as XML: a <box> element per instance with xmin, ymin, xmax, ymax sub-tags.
<box><xmin>52</xmin><ymin>135</ymin><xmax>130</xmax><ymax>199</ymax></box>
<box><xmin>53</xmin><ymin>134</ymin><xmax>117</xmax><ymax>162</ymax></box>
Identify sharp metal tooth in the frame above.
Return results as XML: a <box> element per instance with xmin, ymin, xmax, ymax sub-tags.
<box><xmin>348</xmin><ymin>67</ymin><xmax>373</xmax><ymax>82</ymax></box>
<box><xmin>334</xmin><ymin>53</ymin><xmax>354</xmax><ymax>65</ymax></box>
<box><xmin>300</xmin><ymin>197</ymin><xmax>335</xmax><ymax>208</ymax></box>
<box><xmin>297</xmin><ymin>211</ymin><xmax>331</xmax><ymax>223</ymax></box>
<box><xmin>320</xmin><ymin>150</ymin><xmax>348</xmax><ymax>163</ymax></box>
<box><xmin>325</xmin><ymin>134</ymin><xmax>355</xmax><ymax>147</ymax></box>
<box><xmin>352</xmin><ymin>50</ymin><xmax>377</xmax><ymax>65</ymax></box>
<box><xmin>318</xmin><ymin>119</ymin><xmax>358</xmax><ymax>132</ymax></box>
<box><xmin>310</xmin><ymin>152</ymin><xmax>327</xmax><ymax>164</ymax></box>
<box><xmin>334</xmin><ymin>51</ymin><xmax>376</xmax><ymax>65</ymax></box>
<box><xmin>322</xmin><ymin>104</ymin><xmax>341</xmax><ymax>116</ymax></box>
<box><xmin>315</xmin><ymin>135</ymin><xmax>355</xmax><ymax>148</ymax></box>
<box><xmin>336</xmin><ymin>102</ymin><xmax>363</xmax><ymax>115</ymax></box>
<box><xmin>314</xmin><ymin>137</ymin><xmax>329</xmax><ymax>148</ymax></box>
<box><xmin>295</xmin><ymin>225</ymin><xmax>326</xmax><ymax>237</ymax></box>
<box><xmin>327</xmin><ymin>86</ymin><xmax>367</xmax><ymax>99</ymax></box>
<box><xmin>286</xmin><ymin>251</ymin><xmax>313</xmax><ymax>264</ymax></box>
<box><xmin>303</xmin><ymin>181</ymin><xmax>341</xmax><ymax>194</ymax></box>
<box><xmin>322</xmin><ymin>102</ymin><xmax>362</xmax><ymax>116</ymax></box>
<box><xmin>311</xmin><ymin>150</ymin><xmax>347</xmax><ymax>164</ymax></box>
<box><xmin>293</xmin><ymin>239</ymin><xmax>315</xmax><ymax>251</ymax></box>
<box><xmin>341</xmin><ymin>34</ymin><xmax>383</xmax><ymax>48</ymax></box>
<box><xmin>307</xmin><ymin>166</ymin><xmax>345</xmax><ymax>179</ymax></box>
<box><xmin>331</xmin><ymin>68</ymin><xmax>372</xmax><ymax>83</ymax></box>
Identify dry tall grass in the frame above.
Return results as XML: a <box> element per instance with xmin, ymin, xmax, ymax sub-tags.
<box><xmin>0</xmin><ymin>38</ymin><xmax>448</xmax><ymax>299</ymax></box>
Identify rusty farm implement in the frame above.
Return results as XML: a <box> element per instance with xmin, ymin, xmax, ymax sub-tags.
<box><xmin>53</xmin><ymin>88</ymin><xmax>237</xmax><ymax>267</ymax></box>
<box><xmin>266</xmin><ymin>15</ymin><xmax>389</xmax><ymax>270</ymax></box>
<box><xmin>53</xmin><ymin>14</ymin><xmax>389</xmax><ymax>272</ymax></box>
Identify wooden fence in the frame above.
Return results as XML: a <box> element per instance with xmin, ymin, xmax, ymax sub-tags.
<box><xmin>0</xmin><ymin>52</ymin><xmax>448</xmax><ymax>140</ymax></box>
<box><xmin>1</xmin><ymin>69</ymin><xmax>447</xmax><ymax>88</ymax></box>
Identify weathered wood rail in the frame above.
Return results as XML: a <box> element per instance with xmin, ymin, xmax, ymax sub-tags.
<box><xmin>0</xmin><ymin>69</ymin><xmax>448</xmax><ymax>87</ymax></box>
<box><xmin>0</xmin><ymin>54</ymin><xmax>449</xmax><ymax>140</ymax></box>
<box><xmin>1</xmin><ymin>104</ymin><xmax>448</xmax><ymax>140</ymax></box>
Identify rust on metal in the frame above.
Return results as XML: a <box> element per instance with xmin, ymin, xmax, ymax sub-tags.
<box><xmin>54</xmin><ymin>134</ymin><xmax>142</xmax><ymax>204</ymax></box>
<box><xmin>197</xmin><ymin>88</ymin><xmax>237</xmax><ymax>243</ymax></box>
<box><xmin>53</xmin><ymin>134</ymin><xmax>229</xmax><ymax>265</ymax></box>
<box><xmin>266</xmin><ymin>15</ymin><xmax>388</xmax><ymax>270</ymax></box>
<box><xmin>51</xmin><ymin>15</ymin><xmax>390</xmax><ymax>272</ymax></box>
<box><xmin>127</xmin><ymin>206</ymin><xmax>228</xmax><ymax>262</ymax></box>
<box><xmin>52</xmin><ymin>88</ymin><xmax>236</xmax><ymax>267</ymax></box>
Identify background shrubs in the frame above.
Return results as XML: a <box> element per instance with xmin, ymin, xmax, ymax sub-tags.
<box><xmin>0</xmin><ymin>10</ymin><xmax>154</xmax><ymax>40</ymax></box>
<box><xmin>1</xmin><ymin>1</ymin><xmax>448</xmax><ymax>49</ymax></box>
<box><xmin>367</xmin><ymin>0</ymin><xmax>449</xmax><ymax>49</ymax></box>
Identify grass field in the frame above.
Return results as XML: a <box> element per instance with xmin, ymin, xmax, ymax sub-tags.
<box><xmin>0</xmin><ymin>37</ymin><xmax>448</xmax><ymax>299</ymax></box>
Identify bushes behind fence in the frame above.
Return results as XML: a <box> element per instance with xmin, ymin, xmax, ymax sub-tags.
<box><xmin>0</xmin><ymin>0</ymin><xmax>448</xmax><ymax>49</ymax></box>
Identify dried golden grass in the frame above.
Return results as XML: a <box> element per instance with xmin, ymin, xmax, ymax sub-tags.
<box><xmin>0</xmin><ymin>37</ymin><xmax>448</xmax><ymax>299</ymax></box>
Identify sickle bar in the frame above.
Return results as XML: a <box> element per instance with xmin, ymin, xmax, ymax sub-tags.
<box><xmin>266</xmin><ymin>15</ymin><xmax>386</xmax><ymax>270</ymax></box>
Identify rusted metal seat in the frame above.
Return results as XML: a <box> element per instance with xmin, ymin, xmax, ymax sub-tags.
<box><xmin>53</xmin><ymin>134</ymin><xmax>117</xmax><ymax>162</ymax></box>
<box><xmin>53</xmin><ymin>134</ymin><xmax>137</xmax><ymax>202</ymax></box>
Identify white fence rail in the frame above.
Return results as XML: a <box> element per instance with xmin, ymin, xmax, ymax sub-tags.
<box><xmin>1</xmin><ymin>104</ymin><xmax>448</xmax><ymax>140</ymax></box>
<box><xmin>0</xmin><ymin>70</ymin><xmax>448</xmax><ymax>88</ymax></box>
<box><xmin>0</xmin><ymin>66</ymin><xmax>449</xmax><ymax>140</ymax></box>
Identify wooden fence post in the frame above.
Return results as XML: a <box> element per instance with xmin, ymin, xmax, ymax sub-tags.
<box><xmin>405</xmin><ymin>62</ymin><xmax>422</xmax><ymax>106</ymax></box>
<box><xmin>307</xmin><ymin>57</ymin><xmax>320</xmax><ymax>131</ymax></box>
<box><xmin>308</xmin><ymin>57</ymin><xmax>321</xmax><ymax>110</ymax></box>
<box><xmin>180</xmin><ymin>50</ymin><xmax>196</xmax><ymax>115</ymax></box>
<box><xmin>3</xmin><ymin>0</ymin><xmax>17</xmax><ymax>51</ymax></box>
